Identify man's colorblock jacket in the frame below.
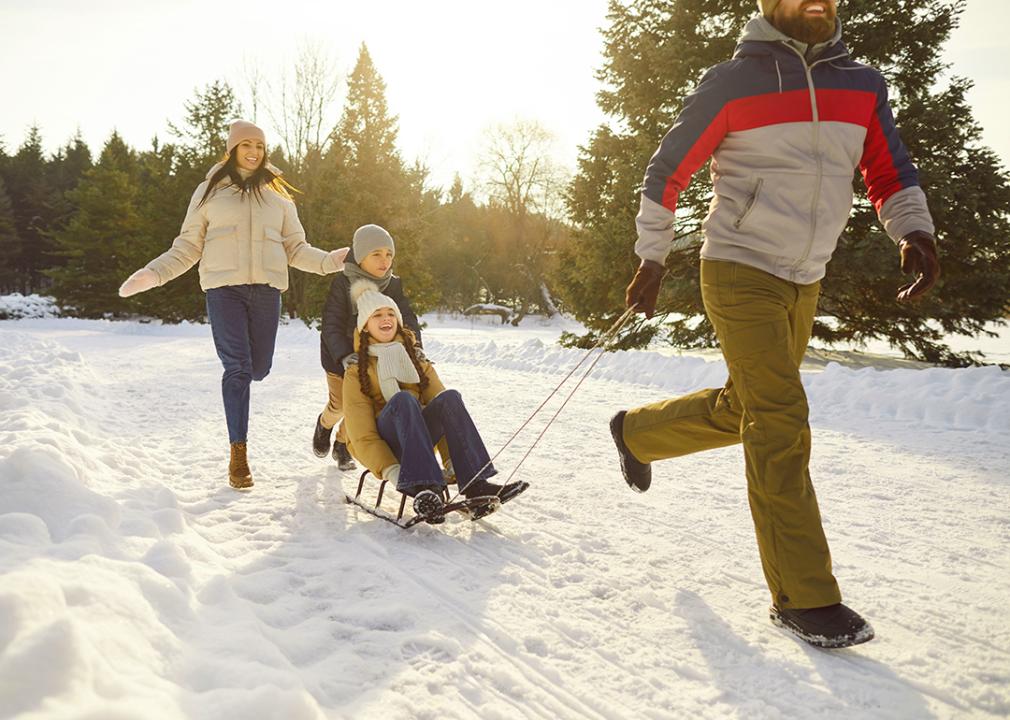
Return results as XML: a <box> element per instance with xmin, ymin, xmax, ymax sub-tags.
<box><xmin>636</xmin><ymin>17</ymin><xmax>934</xmax><ymax>284</ymax></box>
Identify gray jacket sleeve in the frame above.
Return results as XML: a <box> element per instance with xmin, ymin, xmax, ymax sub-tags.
<box><xmin>636</xmin><ymin>195</ymin><xmax>681</xmax><ymax>264</ymax></box>
<box><xmin>879</xmin><ymin>186</ymin><xmax>935</xmax><ymax>244</ymax></box>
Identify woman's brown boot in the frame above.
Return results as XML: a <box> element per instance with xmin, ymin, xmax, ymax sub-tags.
<box><xmin>229</xmin><ymin>442</ymin><xmax>254</xmax><ymax>489</ymax></box>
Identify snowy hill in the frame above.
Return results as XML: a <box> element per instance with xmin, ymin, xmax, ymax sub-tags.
<box><xmin>1</xmin><ymin>313</ymin><xmax>1008</xmax><ymax>719</ymax></box>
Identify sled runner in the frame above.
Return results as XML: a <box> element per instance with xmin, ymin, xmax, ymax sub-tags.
<box><xmin>344</xmin><ymin>470</ymin><xmax>503</xmax><ymax>529</ymax></box>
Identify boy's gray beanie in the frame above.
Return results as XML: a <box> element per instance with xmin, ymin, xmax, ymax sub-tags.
<box><xmin>352</xmin><ymin>224</ymin><xmax>395</xmax><ymax>261</ymax></box>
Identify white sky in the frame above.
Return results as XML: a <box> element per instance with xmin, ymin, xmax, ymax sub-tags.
<box><xmin>1</xmin><ymin>0</ymin><xmax>1008</xmax><ymax>192</ymax></box>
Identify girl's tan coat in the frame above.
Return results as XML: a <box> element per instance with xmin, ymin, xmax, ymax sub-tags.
<box><xmin>342</xmin><ymin>332</ymin><xmax>445</xmax><ymax>479</ymax></box>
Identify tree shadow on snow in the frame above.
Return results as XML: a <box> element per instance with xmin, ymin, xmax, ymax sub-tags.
<box><xmin>675</xmin><ymin>590</ymin><xmax>934</xmax><ymax>719</ymax></box>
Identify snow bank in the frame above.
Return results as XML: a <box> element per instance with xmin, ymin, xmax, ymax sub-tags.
<box><xmin>7</xmin><ymin>315</ymin><xmax>1007</xmax><ymax>436</ymax></box>
<box><xmin>0</xmin><ymin>333</ymin><xmax>182</xmax><ymax>718</ymax></box>
<box><xmin>0</xmin><ymin>331</ymin><xmax>322</xmax><ymax>719</ymax></box>
<box><xmin>425</xmin><ymin>336</ymin><xmax>1010</xmax><ymax>435</ymax></box>
<box><xmin>807</xmin><ymin>361</ymin><xmax>1009</xmax><ymax>432</ymax></box>
<box><xmin>0</xmin><ymin>294</ymin><xmax>59</xmax><ymax>320</ymax></box>
<box><xmin>4</xmin><ymin>314</ymin><xmax>1006</xmax><ymax>437</ymax></box>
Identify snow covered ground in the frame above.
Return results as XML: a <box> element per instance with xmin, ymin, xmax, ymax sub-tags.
<box><xmin>1</xmin><ymin>309</ymin><xmax>1008</xmax><ymax>719</ymax></box>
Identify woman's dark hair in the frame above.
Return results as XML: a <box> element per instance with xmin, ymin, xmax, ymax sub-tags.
<box><xmin>357</xmin><ymin>327</ymin><xmax>429</xmax><ymax>399</ymax></box>
<box><xmin>197</xmin><ymin>148</ymin><xmax>300</xmax><ymax>208</ymax></box>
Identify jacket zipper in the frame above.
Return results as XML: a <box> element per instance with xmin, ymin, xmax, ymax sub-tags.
<box><xmin>734</xmin><ymin>178</ymin><xmax>764</xmax><ymax>229</ymax></box>
<box><xmin>248</xmin><ymin>191</ymin><xmax>254</xmax><ymax>284</ymax></box>
<box><xmin>780</xmin><ymin>46</ymin><xmax>848</xmax><ymax>280</ymax></box>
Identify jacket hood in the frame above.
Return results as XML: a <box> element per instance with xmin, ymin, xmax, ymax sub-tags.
<box><xmin>735</xmin><ymin>15</ymin><xmax>845</xmax><ymax>60</ymax></box>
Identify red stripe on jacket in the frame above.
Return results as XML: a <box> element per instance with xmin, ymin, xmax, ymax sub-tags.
<box><xmin>661</xmin><ymin>89</ymin><xmax>878</xmax><ymax>212</ymax></box>
<box><xmin>861</xmin><ymin>111</ymin><xmax>902</xmax><ymax>211</ymax></box>
<box><xmin>661</xmin><ymin>106</ymin><xmax>729</xmax><ymax>210</ymax></box>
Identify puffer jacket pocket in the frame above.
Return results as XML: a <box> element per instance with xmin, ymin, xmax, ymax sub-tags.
<box><xmin>733</xmin><ymin>178</ymin><xmax>764</xmax><ymax>230</ymax></box>
<box><xmin>262</xmin><ymin>227</ymin><xmax>288</xmax><ymax>273</ymax></box>
<box><xmin>201</xmin><ymin>225</ymin><xmax>239</xmax><ymax>271</ymax></box>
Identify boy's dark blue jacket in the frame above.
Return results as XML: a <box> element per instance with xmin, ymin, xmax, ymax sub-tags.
<box><xmin>319</xmin><ymin>273</ymin><xmax>421</xmax><ymax>376</ymax></box>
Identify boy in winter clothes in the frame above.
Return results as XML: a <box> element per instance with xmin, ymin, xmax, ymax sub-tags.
<box><xmin>314</xmin><ymin>224</ymin><xmax>423</xmax><ymax>469</ymax></box>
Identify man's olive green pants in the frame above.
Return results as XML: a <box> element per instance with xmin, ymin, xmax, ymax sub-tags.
<box><xmin>623</xmin><ymin>260</ymin><xmax>841</xmax><ymax>609</ymax></box>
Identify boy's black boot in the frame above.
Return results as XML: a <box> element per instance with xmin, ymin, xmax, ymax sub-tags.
<box><xmin>332</xmin><ymin>440</ymin><xmax>357</xmax><ymax>471</ymax></box>
<box><xmin>312</xmin><ymin>415</ymin><xmax>332</xmax><ymax>458</ymax></box>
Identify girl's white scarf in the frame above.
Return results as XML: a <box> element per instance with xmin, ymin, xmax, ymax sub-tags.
<box><xmin>368</xmin><ymin>340</ymin><xmax>421</xmax><ymax>402</ymax></box>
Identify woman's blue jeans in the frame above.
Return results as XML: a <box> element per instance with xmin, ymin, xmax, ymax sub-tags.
<box><xmin>206</xmin><ymin>284</ymin><xmax>281</xmax><ymax>443</ymax></box>
<box><xmin>376</xmin><ymin>389</ymin><xmax>497</xmax><ymax>493</ymax></box>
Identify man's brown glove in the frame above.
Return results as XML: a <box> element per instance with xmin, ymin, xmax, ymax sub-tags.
<box><xmin>625</xmin><ymin>259</ymin><xmax>666</xmax><ymax>318</ymax></box>
<box><xmin>896</xmin><ymin>230</ymin><xmax>940</xmax><ymax>303</ymax></box>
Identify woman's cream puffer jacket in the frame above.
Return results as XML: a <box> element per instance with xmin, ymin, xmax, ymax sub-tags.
<box><xmin>146</xmin><ymin>165</ymin><xmax>338</xmax><ymax>292</ymax></box>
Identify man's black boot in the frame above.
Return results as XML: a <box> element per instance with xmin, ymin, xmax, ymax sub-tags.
<box><xmin>770</xmin><ymin>603</ymin><xmax>875</xmax><ymax>649</ymax></box>
<box><xmin>610</xmin><ymin>411</ymin><xmax>651</xmax><ymax>493</ymax></box>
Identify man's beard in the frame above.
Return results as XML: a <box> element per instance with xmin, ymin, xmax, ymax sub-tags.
<box><xmin>774</xmin><ymin>4</ymin><xmax>837</xmax><ymax>45</ymax></box>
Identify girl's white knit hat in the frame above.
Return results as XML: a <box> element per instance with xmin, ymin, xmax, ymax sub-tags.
<box><xmin>351</xmin><ymin>280</ymin><xmax>403</xmax><ymax>333</ymax></box>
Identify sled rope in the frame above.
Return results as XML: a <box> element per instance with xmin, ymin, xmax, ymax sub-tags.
<box><xmin>451</xmin><ymin>306</ymin><xmax>636</xmax><ymax>501</ymax></box>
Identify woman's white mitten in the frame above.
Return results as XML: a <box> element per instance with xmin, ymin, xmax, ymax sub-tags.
<box><xmin>118</xmin><ymin>268</ymin><xmax>158</xmax><ymax>298</ymax></box>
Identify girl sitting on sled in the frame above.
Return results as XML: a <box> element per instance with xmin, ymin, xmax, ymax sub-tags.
<box><xmin>342</xmin><ymin>282</ymin><xmax>528</xmax><ymax>523</ymax></box>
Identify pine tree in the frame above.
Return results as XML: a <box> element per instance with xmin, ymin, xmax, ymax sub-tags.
<box><xmin>169</xmin><ymin>80</ymin><xmax>244</xmax><ymax>164</ymax></box>
<box><xmin>298</xmin><ymin>44</ymin><xmax>436</xmax><ymax>321</ymax></box>
<box><xmin>821</xmin><ymin>0</ymin><xmax>1010</xmax><ymax>365</ymax></box>
<box><xmin>0</xmin><ymin>175</ymin><xmax>20</xmax><ymax>293</ymax></box>
<box><xmin>3</xmin><ymin>126</ymin><xmax>57</xmax><ymax>293</ymax></box>
<box><xmin>558</xmin><ymin>0</ymin><xmax>1010</xmax><ymax>364</ymax></box>
<box><xmin>48</xmin><ymin>133</ymin><xmax>93</xmax><ymax>202</ymax></box>
<box><xmin>47</xmin><ymin>133</ymin><xmax>144</xmax><ymax>316</ymax></box>
<box><xmin>131</xmin><ymin>138</ymin><xmax>207</xmax><ymax>321</ymax></box>
<box><xmin>425</xmin><ymin>177</ymin><xmax>496</xmax><ymax>310</ymax></box>
<box><xmin>44</xmin><ymin>133</ymin><xmax>94</xmax><ymax>281</ymax></box>
<box><xmin>336</xmin><ymin>45</ymin><xmax>401</xmax><ymax>172</ymax></box>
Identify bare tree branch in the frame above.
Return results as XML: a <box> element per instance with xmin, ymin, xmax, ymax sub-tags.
<box><xmin>263</xmin><ymin>41</ymin><xmax>342</xmax><ymax>172</ymax></box>
<box><xmin>477</xmin><ymin>119</ymin><xmax>569</xmax><ymax>220</ymax></box>
<box><xmin>242</xmin><ymin>57</ymin><xmax>265</xmax><ymax>124</ymax></box>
